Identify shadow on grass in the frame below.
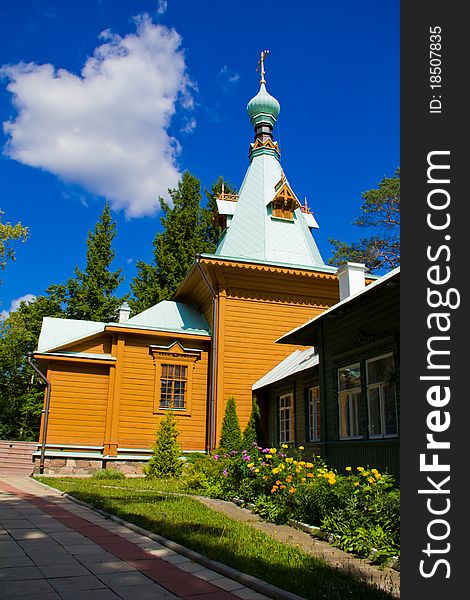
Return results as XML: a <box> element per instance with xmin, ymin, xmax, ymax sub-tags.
<box><xmin>38</xmin><ymin>479</ymin><xmax>398</xmax><ymax>600</ymax></box>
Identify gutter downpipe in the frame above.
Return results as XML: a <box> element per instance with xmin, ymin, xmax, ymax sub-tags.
<box><xmin>195</xmin><ymin>256</ymin><xmax>218</xmax><ymax>451</ymax></box>
<box><xmin>27</xmin><ymin>352</ymin><xmax>51</xmax><ymax>475</ymax></box>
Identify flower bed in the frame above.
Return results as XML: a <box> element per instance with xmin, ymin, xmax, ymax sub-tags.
<box><xmin>182</xmin><ymin>444</ymin><xmax>400</xmax><ymax>567</ymax></box>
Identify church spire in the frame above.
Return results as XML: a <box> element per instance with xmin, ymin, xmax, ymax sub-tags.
<box><xmin>247</xmin><ymin>50</ymin><xmax>280</xmax><ymax>151</ymax></box>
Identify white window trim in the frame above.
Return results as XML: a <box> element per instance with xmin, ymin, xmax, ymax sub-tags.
<box><xmin>279</xmin><ymin>393</ymin><xmax>294</xmax><ymax>444</ymax></box>
<box><xmin>308</xmin><ymin>386</ymin><xmax>320</xmax><ymax>442</ymax></box>
<box><xmin>338</xmin><ymin>363</ymin><xmax>363</xmax><ymax>440</ymax></box>
<box><xmin>366</xmin><ymin>353</ymin><xmax>398</xmax><ymax>439</ymax></box>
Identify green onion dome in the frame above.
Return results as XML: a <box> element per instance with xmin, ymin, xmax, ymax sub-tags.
<box><xmin>246</xmin><ymin>83</ymin><xmax>280</xmax><ymax>126</ymax></box>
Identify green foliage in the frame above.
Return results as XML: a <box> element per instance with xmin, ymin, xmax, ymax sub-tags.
<box><xmin>204</xmin><ymin>175</ymin><xmax>238</xmax><ymax>248</ymax></box>
<box><xmin>91</xmin><ymin>469</ymin><xmax>126</xmax><ymax>480</ymax></box>
<box><xmin>65</xmin><ymin>201</ymin><xmax>124</xmax><ymax>322</ymax></box>
<box><xmin>0</xmin><ymin>292</ymin><xmax>64</xmax><ymax>440</ymax></box>
<box><xmin>329</xmin><ymin>168</ymin><xmax>400</xmax><ymax>273</ymax></box>
<box><xmin>218</xmin><ymin>396</ymin><xmax>242</xmax><ymax>452</ymax></box>
<box><xmin>183</xmin><ymin>446</ymin><xmax>400</xmax><ymax>566</ymax></box>
<box><xmin>130</xmin><ymin>173</ymin><xmax>237</xmax><ymax>315</ymax></box>
<box><xmin>0</xmin><ymin>209</ymin><xmax>28</xmax><ymax>274</ymax></box>
<box><xmin>130</xmin><ymin>171</ymin><xmax>214</xmax><ymax>314</ymax></box>
<box><xmin>145</xmin><ymin>411</ymin><xmax>183</xmax><ymax>478</ymax></box>
<box><xmin>242</xmin><ymin>397</ymin><xmax>262</xmax><ymax>449</ymax></box>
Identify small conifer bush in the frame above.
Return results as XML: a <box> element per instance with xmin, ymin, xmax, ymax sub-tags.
<box><xmin>145</xmin><ymin>411</ymin><xmax>183</xmax><ymax>477</ymax></box>
<box><xmin>218</xmin><ymin>396</ymin><xmax>242</xmax><ymax>452</ymax></box>
<box><xmin>243</xmin><ymin>397</ymin><xmax>262</xmax><ymax>448</ymax></box>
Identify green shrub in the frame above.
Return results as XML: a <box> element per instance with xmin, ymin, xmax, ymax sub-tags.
<box><xmin>218</xmin><ymin>396</ymin><xmax>242</xmax><ymax>452</ymax></box>
<box><xmin>145</xmin><ymin>411</ymin><xmax>183</xmax><ymax>478</ymax></box>
<box><xmin>91</xmin><ymin>469</ymin><xmax>126</xmax><ymax>480</ymax></box>
<box><xmin>242</xmin><ymin>397</ymin><xmax>263</xmax><ymax>449</ymax></box>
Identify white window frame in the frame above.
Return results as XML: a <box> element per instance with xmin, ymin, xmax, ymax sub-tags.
<box><xmin>337</xmin><ymin>363</ymin><xmax>363</xmax><ymax>440</ymax></box>
<box><xmin>308</xmin><ymin>386</ymin><xmax>320</xmax><ymax>441</ymax></box>
<box><xmin>279</xmin><ymin>393</ymin><xmax>294</xmax><ymax>444</ymax></box>
<box><xmin>366</xmin><ymin>353</ymin><xmax>398</xmax><ymax>438</ymax></box>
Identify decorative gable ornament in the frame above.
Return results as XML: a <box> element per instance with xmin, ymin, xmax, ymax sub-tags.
<box><xmin>271</xmin><ymin>175</ymin><xmax>300</xmax><ymax>220</ymax></box>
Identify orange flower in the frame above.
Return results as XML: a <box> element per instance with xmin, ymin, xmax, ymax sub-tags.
<box><xmin>289</xmin><ymin>487</ymin><xmax>296</xmax><ymax>494</ymax></box>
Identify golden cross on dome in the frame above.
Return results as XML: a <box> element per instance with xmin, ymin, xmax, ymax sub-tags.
<box><xmin>257</xmin><ymin>49</ymin><xmax>269</xmax><ymax>85</ymax></box>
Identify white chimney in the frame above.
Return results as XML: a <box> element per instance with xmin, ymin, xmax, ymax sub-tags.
<box><xmin>337</xmin><ymin>262</ymin><xmax>366</xmax><ymax>301</ymax></box>
<box><xmin>118</xmin><ymin>302</ymin><xmax>131</xmax><ymax>323</ymax></box>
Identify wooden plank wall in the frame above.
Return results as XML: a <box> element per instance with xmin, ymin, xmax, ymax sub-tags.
<box><xmin>118</xmin><ymin>335</ymin><xmax>210</xmax><ymax>451</ymax></box>
<box><xmin>47</xmin><ymin>362</ymin><xmax>109</xmax><ymax>445</ymax></box>
<box><xmin>219</xmin><ymin>298</ymin><xmax>324</xmax><ymax>438</ymax></box>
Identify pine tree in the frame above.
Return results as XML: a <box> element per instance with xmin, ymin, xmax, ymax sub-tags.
<box><xmin>130</xmin><ymin>172</ymin><xmax>235</xmax><ymax>314</ymax></box>
<box><xmin>66</xmin><ymin>201</ymin><xmax>124</xmax><ymax>321</ymax></box>
<box><xmin>218</xmin><ymin>396</ymin><xmax>242</xmax><ymax>452</ymax></box>
<box><xmin>329</xmin><ymin>168</ymin><xmax>400</xmax><ymax>273</ymax></box>
<box><xmin>242</xmin><ymin>397</ymin><xmax>263</xmax><ymax>449</ymax></box>
<box><xmin>145</xmin><ymin>411</ymin><xmax>183</xmax><ymax>477</ymax></box>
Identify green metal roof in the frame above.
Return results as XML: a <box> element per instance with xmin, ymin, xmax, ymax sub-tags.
<box><xmin>247</xmin><ymin>83</ymin><xmax>280</xmax><ymax>126</ymax></box>
<box><xmin>125</xmin><ymin>301</ymin><xmax>210</xmax><ymax>335</ymax></box>
<box><xmin>215</xmin><ymin>150</ymin><xmax>325</xmax><ymax>267</ymax></box>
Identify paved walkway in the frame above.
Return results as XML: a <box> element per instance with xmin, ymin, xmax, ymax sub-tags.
<box><xmin>0</xmin><ymin>476</ymin><xmax>271</xmax><ymax>600</ymax></box>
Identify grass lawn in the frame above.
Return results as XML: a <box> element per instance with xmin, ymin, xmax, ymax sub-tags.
<box><xmin>37</xmin><ymin>477</ymin><xmax>396</xmax><ymax>600</ymax></box>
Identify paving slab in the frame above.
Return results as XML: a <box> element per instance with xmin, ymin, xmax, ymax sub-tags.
<box><xmin>0</xmin><ymin>476</ymin><xmax>276</xmax><ymax>600</ymax></box>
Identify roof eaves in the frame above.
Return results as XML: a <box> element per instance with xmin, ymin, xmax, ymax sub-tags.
<box><xmin>276</xmin><ymin>266</ymin><xmax>400</xmax><ymax>344</ymax></box>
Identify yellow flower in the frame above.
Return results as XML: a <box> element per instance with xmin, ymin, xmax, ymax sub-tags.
<box><xmin>247</xmin><ymin>463</ymin><xmax>254</xmax><ymax>468</ymax></box>
<box><xmin>375</xmin><ymin>473</ymin><xmax>382</xmax><ymax>480</ymax></box>
<box><xmin>281</xmin><ymin>444</ymin><xmax>288</xmax><ymax>449</ymax></box>
<box><xmin>305</xmin><ymin>462</ymin><xmax>314</xmax><ymax>469</ymax></box>
<box><xmin>345</xmin><ymin>466</ymin><xmax>352</xmax><ymax>472</ymax></box>
<box><xmin>354</xmin><ymin>482</ymin><xmax>359</xmax><ymax>486</ymax></box>
<box><xmin>272</xmin><ymin>467</ymin><xmax>280</xmax><ymax>474</ymax></box>
<box><xmin>263</xmin><ymin>476</ymin><xmax>268</xmax><ymax>480</ymax></box>
<box><xmin>295</xmin><ymin>468</ymin><xmax>301</xmax><ymax>473</ymax></box>
<box><xmin>301</xmin><ymin>477</ymin><xmax>306</xmax><ymax>482</ymax></box>
<box><xmin>298</xmin><ymin>446</ymin><xmax>304</xmax><ymax>451</ymax></box>
<box><xmin>362</xmin><ymin>471</ymin><xmax>370</xmax><ymax>477</ymax></box>
<box><xmin>289</xmin><ymin>487</ymin><xmax>296</xmax><ymax>494</ymax></box>
<box><xmin>285</xmin><ymin>457</ymin><xmax>293</xmax><ymax>463</ymax></box>
<box><xmin>270</xmin><ymin>448</ymin><xmax>277</xmax><ymax>454</ymax></box>
<box><xmin>367</xmin><ymin>477</ymin><xmax>375</xmax><ymax>484</ymax></box>
<box><xmin>357</xmin><ymin>466</ymin><xmax>364</xmax><ymax>472</ymax></box>
<box><xmin>254</xmin><ymin>468</ymin><xmax>259</xmax><ymax>473</ymax></box>
<box><xmin>371</xmin><ymin>468</ymin><xmax>379</xmax><ymax>475</ymax></box>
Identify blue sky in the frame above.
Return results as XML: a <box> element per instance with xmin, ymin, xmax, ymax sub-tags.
<box><xmin>0</xmin><ymin>0</ymin><xmax>399</xmax><ymax>316</ymax></box>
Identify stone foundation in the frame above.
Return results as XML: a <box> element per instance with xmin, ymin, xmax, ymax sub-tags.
<box><xmin>33</xmin><ymin>456</ymin><xmax>147</xmax><ymax>477</ymax></box>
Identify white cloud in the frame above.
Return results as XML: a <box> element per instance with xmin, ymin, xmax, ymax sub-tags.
<box><xmin>156</xmin><ymin>0</ymin><xmax>168</xmax><ymax>14</ymax></box>
<box><xmin>219</xmin><ymin>65</ymin><xmax>240</xmax><ymax>85</ymax></box>
<box><xmin>1</xmin><ymin>15</ymin><xmax>194</xmax><ymax>217</ymax></box>
<box><xmin>0</xmin><ymin>293</ymin><xmax>37</xmax><ymax>320</ymax></box>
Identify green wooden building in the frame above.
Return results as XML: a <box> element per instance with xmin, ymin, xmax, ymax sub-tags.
<box><xmin>255</xmin><ymin>264</ymin><xmax>400</xmax><ymax>479</ymax></box>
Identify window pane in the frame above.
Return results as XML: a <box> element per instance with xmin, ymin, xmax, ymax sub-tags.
<box><xmin>367</xmin><ymin>355</ymin><xmax>394</xmax><ymax>385</ymax></box>
<box><xmin>368</xmin><ymin>387</ymin><xmax>382</xmax><ymax>437</ymax></box>
<box><xmin>383</xmin><ymin>384</ymin><xmax>398</xmax><ymax>435</ymax></box>
<box><xmin>339</xmin><ymin>365</ymin><xmax>361</xmax><ymax>391</ymax></box>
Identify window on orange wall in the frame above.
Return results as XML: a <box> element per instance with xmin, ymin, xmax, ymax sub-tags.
<box><xmin>150</xmin><ymin>343</ymin><xmax>201</xmax><ymax>415</ymax></box>
<box><xmin>160</xmin><ymin>364</ymin><xmax>188</xmax><ymax>409</ymax></box>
